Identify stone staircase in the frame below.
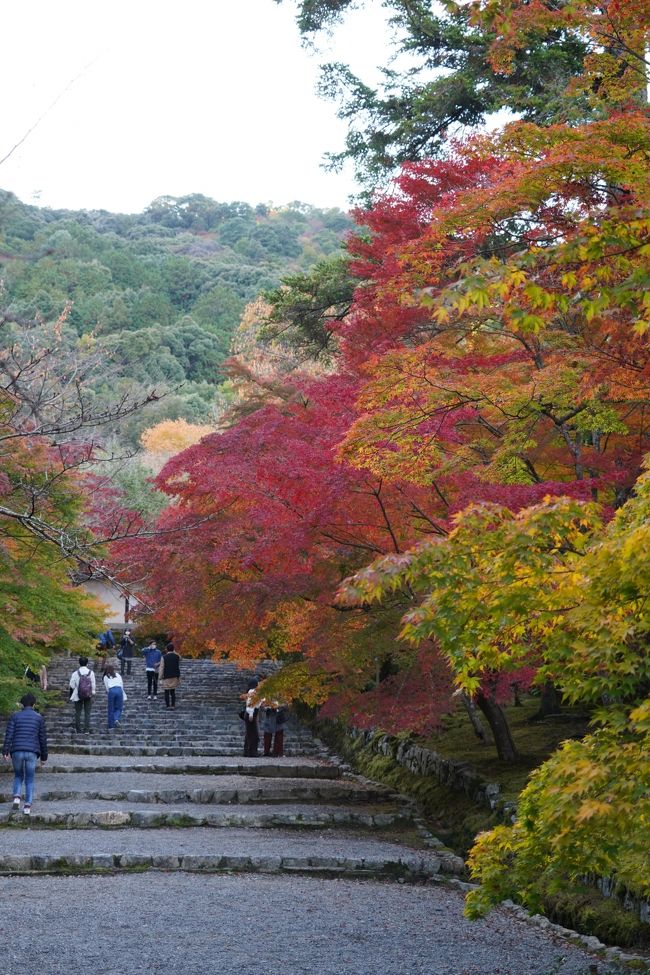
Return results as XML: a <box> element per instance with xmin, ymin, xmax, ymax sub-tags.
<box><xmin>43</xmin><ymin>655</ymin><xmax>322</xmax><ymax>757</ymax></box>
<box><xmin>0</xmin><ymin>655</ymin><xmax>464</xmax><ymax>881</ymax></box>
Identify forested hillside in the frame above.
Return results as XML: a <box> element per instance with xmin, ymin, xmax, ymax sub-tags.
<box><xmin>0</xmin><ymin>190</ymin><xmax>350</xmax><ymax>443</ymax></box>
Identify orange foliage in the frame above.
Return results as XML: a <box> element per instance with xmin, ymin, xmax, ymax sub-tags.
<box><xmin>140</xmin><ymin>419</ymin><xmax>215</xmax><ymax>468</ymax></box>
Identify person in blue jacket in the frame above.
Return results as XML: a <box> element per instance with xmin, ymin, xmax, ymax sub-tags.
<box><xmin>142</xmin><ymin>639</ymin><xmax>162</xmax><ymax>700</ymax></box>
<box><xmin>2</xmin><ymin>692</ymin><xmax>48</xmax><ymax>816</ymax></box>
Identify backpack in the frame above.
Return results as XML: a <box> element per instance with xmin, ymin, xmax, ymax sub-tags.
<box><xmin>77</xmin><ymin>669</ymin><xmax>93</xmax><ymax>700</ymax></box>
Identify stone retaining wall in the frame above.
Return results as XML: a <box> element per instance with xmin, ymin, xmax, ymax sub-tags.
<box><xmin>347</xmin><ymin>727</ymin><xmax>517</xmax><ymax>822</ymax></box>
<box><xmin>343</xmin><ymin>727</ymin><xmax>650</xmax><ymax>926</ymax></box>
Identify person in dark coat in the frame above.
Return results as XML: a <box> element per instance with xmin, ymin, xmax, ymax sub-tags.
<box><xmin>261</xmin><ymin>701</ymin><xmax>288</xmax><ymax>757</ymax></box>
<box><xmin>118</xmin><ymin>628</ymin><xmax>136</xmax><ymax>676</ymax></box>
<box><xmin>2</xmin><ymin>692</ymin><xmax>48</xmax><ymax>816</ymax></box>
<box><xmin>239</xmin><ymin>678</ymin><xmax>260</xmax><ymax>757</ymax></box>
<box><xmin>160</xmin><ymin>642</ymin><xmax>181</xmax><ymax>709</ymax></box>
<box><xmin>142</xmin><ymin>640</ymin><xmax>162</xmax><ymax>700</ymax></box>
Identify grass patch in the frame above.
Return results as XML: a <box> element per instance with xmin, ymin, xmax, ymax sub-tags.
<box><xmin>421</xmin><ymin>697</ymin><xmax>590</xmax><ymax>799</ymax></box>
<box><xmin>368</xmin><ymin>824</ymin><xmax>428</xmax><ymax>849</ymax></box>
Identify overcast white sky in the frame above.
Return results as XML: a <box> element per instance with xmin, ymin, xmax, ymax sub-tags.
<box><xmin>1</xmin><ymin>0</ymin><xmax>393</xmax><ymax>214</ymax></box>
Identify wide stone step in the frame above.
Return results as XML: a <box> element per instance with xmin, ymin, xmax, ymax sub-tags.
<box><xmin>46</xmin><ymin>711</ymin><xmax>313</xmax><ymax>720</ymax></box>
<box><xmin>46</xmin><ymin>745</ymin><xmax>321</xmax><ymax>757</ymax></box>
<box><xmin>44</xmin><ymin>738</ymin><xmax>318</xmax><ymax>755</ymax></box>
<box><xmin>0</xmin><ymin>799</ymin><xmax>408</xmax><ymax>830</ymax></box>
<box><xmin>47</xmin><ymin>731</ymin><xmax>319</xmax><ymax>741</ymax></box>
<box><xmin>1</xmin><ymin>772</ymin><xmax>390</xmax><ymax>805</ymax></box>
<box><xmin>25</xmin><ymin>755</ymin><xmax>341</xmax><ymax>778</ymax></box>
<box><xmin>45</xmin><ymin>727</ymin><xmax>308</xmax><ymax>737</ymax></box>
<box><xmin>0</xmin><ymin>826</ymin><xmax>463</xmax><ymax>877</ymax></box>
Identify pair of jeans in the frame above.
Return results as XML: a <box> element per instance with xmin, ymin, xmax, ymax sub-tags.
<box><xmin>146</xmin><ymin>670</ymin><xmax>158</xmax><ymax>696</ymax></box>
<box><xmin>74</xmin><ymin>698</ymin><xmax>92</xmax><ymax>731</ymax></box>
<box><xmin>107</xmin><ymin>686</ymin><xmax>124</xmax><ymax>728</ymax></box>
<box><xmin>120</xmin><ymin>658</ymin><xmax>132</xmax><ymax>676</ymax></box>
<box><xmin>164</xmin><ymin>688</ymin><xmax>176</xmax><ymax>708</ymax></box>
<box><xmin>11</xmin><ymin>751</ymin><xmax>37</xmax><ymax>805</ymax></box>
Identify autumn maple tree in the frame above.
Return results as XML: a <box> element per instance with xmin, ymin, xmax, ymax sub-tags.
<box><xmin>116</xmin><ymin>0</ymin><xmax>650</xmax><ymax>920</ymax></box>
<box><xmin>464</xmin><ymin>467</ymin><xmax>650</xmax><ymax>915</ymax></box>
<box><xmin>134</xmin><ymin>0</ymin><xmax>650</xmax><ymax>755</ymax></box>
<box><xmin>0</xmin><ymin>299</ymin><xmax>172</xmax><ymax>706</ymax></box>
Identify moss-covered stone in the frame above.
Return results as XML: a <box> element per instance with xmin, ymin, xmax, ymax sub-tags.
<box><xmin>542</xmin><ymin>887</ymin><xmax>650</xmax><ymax>950</ymax></box>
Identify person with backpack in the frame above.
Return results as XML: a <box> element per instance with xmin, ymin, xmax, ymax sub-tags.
<box><xmin>2</xmin><ymin>692</ymin><xmax>48</xmax><ymax>816</ymax></box>
<box><xmin>118</xmin><ymin>629</ymin><xmax>136</xmax><ymax>676</ymax></box>
<box><xmin>69</xmin><ymin>656</ymin><xmax>96</xmax><ymax>733</ymax></box>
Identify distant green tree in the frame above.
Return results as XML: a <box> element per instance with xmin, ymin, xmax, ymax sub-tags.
<box><xmin>263</xmin><ymin>254</ymin><xmax>354</xmax><ymax>359</ymax></box>
<box><xmin>159</xmin><ymin>256</ymin><xmax>207</xmax><ymax>311</ymax></box>
<box><xmin>111</xmin><ymin>460</ymin><xmax>168</xmax><ymax>522</ymax></box>
<box><xmin>279</xmin><ymin>0</ymin><xmax>589</xmax><ymax>194</ymax></box>
<box><xmin>191</xmin><ymin>284</ymin><xmax>245</xmax><ymax>337</ymax></box>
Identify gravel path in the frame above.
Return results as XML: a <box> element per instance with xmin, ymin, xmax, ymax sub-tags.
<box><xmin>0</xmin><ymin>770</ymin><xmax>366</xmax><ymax>792</ymax></box>
<box><xmin>0</xmin><ymin>825</ymin><xmax>431</xmax><ymax>861</ymax></box>
<box><xmin>0</xmin><ymin>873</ymin><xmax>617</xmax><ymax>975</ymax></box>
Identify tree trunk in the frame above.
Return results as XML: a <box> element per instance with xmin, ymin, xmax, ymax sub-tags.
<box><xmin>530</xmin><ymin>681</ymin><xmax>562</xmax><ymax>721</ymax></box>
<box><xmin>511</xmin><ymin>682</ymin><xmax>523</xmax><ymax>707</ymax></box>
<box><xmin>475</xmin><ymin>691</ymin><xmax>519</xmax><ymax>762</ymax></box>
<box><xmin>460</xmin><ymin>691</ymin><xmax>487</xmax><ymax>741</ymax></box>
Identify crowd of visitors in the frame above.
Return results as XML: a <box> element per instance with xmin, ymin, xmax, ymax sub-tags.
<box><xmin>3</xmin><ymin>633</ymin><xmax>289</xmax><ymax>813</ymax></box>
<box><xmin>68</xmin><ymin>638</ymin><xmax>182</xmax><ymax>730</ymax></box>
<box><xmin>238</xmin><ymin>677</ymin><xmax>289</xmax><ymax>758</ymax></box>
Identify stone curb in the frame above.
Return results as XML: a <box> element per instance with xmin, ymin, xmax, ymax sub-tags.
<box><xmin>49</xmin><ymin>744</ymin><xmax>327</xmax><ymax>759</ymax></box>
<box><xmin>0</xmin><ymin>807</ymin><xmax>410</xmax><ymax>830</ymax></box>
<box><xmin>0</xmin><ymin>784</ymin><xmax>390</xmax><ymax>805</ymax></box>
<box><xmin>437</xmin><ymin>881</ymin><xmax>650</xmax><ymax>973</ymax></box>
<box><xmin>34</xmin><ymin>763</ymin><xmax>341</xmax><ymax>779</ymax></box>
<box><xmin>0</xmin><ymin>852</ymin><xmax>452</xmax><ymax>881</ymax></box>
<box><xmin>501</xmin><ymin>900</ymin><xmax>650</xmax><ymax>973</ymax></box>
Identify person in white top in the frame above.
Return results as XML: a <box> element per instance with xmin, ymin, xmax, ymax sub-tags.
<box><xmin>69</xmin><ymin>656</ymin><xmax>97</xmax><ymax>733</ymax></box>
<box><xmin>103</xmin><ymin>665</ymin><xmax>127</xmax><ymax>729</ymax></box>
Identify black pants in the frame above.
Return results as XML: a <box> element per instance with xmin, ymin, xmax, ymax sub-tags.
<box><xmin>74</xmin><ymin>698</ymin><xmax>92</xmax><ymax>732</ymax></box>
<box><xmin>120</xmin><ymin>657</ymin><xmax>132</xmax><ymax>676</ymax></box>
<box><xmin>244</xmin><ymin>726</ymin><xmax>259</xmax><ymax>757</ymax></box>
<box><xmin>146</xmin><ymin>671</ymin><xmax>159</xmax><ymax>696</ymax></box>
<box><xmin>164</xmin><ymin>688</ymin><xmax>176</xmax><ymax>708</ymax></box>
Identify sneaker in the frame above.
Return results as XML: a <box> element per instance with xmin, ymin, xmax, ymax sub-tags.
<box><xmin>147</xmin><ymin>695</ymin><xmax>152</xmax><ymax>701</ymax></box>
<box><xmin>23</xmin><ymin>805</ymin><xmax>31</xmax><ymax>817</ymax></box>
<box><xmin>12</xmin><ymin>797</ymin><xmax>20</xmax><ymax>811</ymax></box>
<box><xmin>153</xmin><ymin>696</ymin><xmax>158</xmax><ymax>701</ymax></box>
